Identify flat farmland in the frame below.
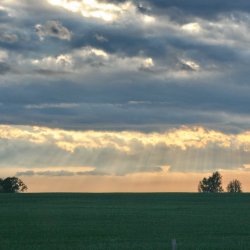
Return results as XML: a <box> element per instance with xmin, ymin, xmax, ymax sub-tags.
<box><xmin>0</xmin><ymin>193</ymin><xmax>249</xmax><ymax>250</ymax></box>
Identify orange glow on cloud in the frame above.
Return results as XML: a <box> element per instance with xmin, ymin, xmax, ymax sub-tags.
<box><xmin>1</xmin><ymin>125</ymin><xmax>250</xmax><ymax>192</ymax></box>
<box><xmin>0</xmin><ymin>125</ymin><xmax>244</xmax><ymax>153</ymax></box>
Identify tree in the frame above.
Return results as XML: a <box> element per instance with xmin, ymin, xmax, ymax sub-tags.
<box><xmin>0</xmin><ymin>177</ymin><xmax>27</xmax><ymax>193</ymax></box>
<box><xmin>0</xmin><ymin>178</ymin><xmax>3</xmax><ymax>193</ymax></box>
<box><xmin>227</xmin><ymin>179</ymin><xmax>242</xmax><ymax>193</ymax></box>
<box><xmin>198</xmin><ymin>171</ymin><xmax>223</xmax><ymax>193</ymax></box>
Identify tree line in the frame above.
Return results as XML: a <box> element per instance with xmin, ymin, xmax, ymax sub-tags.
<box><xmin>0</xmin><ymin>173</ymin><xmax>244</xmax><ymax>193</ymax></box>
<box><xmin>198</xmin><ymin>171</ymin><xmax>242</xmax><ymax>193</ymax></box>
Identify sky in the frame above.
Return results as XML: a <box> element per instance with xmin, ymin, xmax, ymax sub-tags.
<box><xmin>1</xmin><ymin>0</ymin><xmax>250</xmax><ymax>192</ymax></box>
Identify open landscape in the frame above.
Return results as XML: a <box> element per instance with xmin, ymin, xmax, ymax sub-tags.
<box><xmin>2</xmin><ymin>1</ymin><xmax>250</xmax><ymax>249</ymax></box>
<box><xmin>0</xmin><ymin>193</ymin><xmax>249</xmax><ymax>250</ymax></box>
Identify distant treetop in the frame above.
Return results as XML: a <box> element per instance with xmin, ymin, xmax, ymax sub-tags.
<box><xmin>0</xmin><ymin>177</ymin><xmax>27</xmax><ymax>193</ymax></box>
<box><xmin>198</xmin><ymin>172</ymin><xmax>243</xmax><ymax>193</ymax></box>
<box><xmin>198</xmin><ymin>171</ymin><xmax>223</xmax><ymax>193</ymax></box>
<box><xmin>227</xmin><ymin>179</ymin><xmax>242</xmax><ymax>193</ymax></box>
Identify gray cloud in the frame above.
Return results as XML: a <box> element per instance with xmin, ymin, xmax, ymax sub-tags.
<box><xmin>135</xmin><ymin>0</ymin><xmax>250</xmax><ymax>20</ymax></box>
<box><xmin>17</xmin><ymin>170</ymin><xmax>74</xmax><ymax>177</ymax></box>
<box><xmin>16</xmin><ymin>169</ymin><xmax>108</xmax><ymax>177</ymax></box>
<box><xmin>35</xmin><ymin>20</ymin><xmax>72</xmax><ymax>41</ymax></box>
<box><xmin>0</xmin><ymin>33</ymin><xmax>18</xmax><ymax>43</ymax></box>
<box><xmin>0</xmin><ymin>62</ymin><xmax>11</xmax><ymax>74</ymax></box>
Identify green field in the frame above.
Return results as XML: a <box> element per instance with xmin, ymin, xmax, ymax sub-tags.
<box><xmin>0</xmin><ymin>193</ymin><xmax>250</xmax><ymax>250</ymax></box>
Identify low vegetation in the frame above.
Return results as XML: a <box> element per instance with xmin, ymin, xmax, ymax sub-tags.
<box><xmin>0</xmin><ymin>193</ymin><xmax>249</xmax><ymax>249</ymax></box>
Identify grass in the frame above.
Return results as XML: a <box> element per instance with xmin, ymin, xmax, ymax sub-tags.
<box><xmin>0</xmin><ymin>193</ymin><xmax>250</xmax><ymax>249</ymax></box>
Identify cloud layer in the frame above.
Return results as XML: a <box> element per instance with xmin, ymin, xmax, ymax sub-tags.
<box><xmin>0</xmin><ymin>125</ymin><xmax>249</xmax><ymax>176</ymax></box>
<box><xmin>0</xmin><ymin>0</ymin><xmax>250</xmax><ymax>133</ymax></box>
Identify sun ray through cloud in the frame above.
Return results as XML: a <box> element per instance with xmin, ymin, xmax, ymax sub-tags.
<box><xmin>1</xmin><ymin>0</ymin><xmax>250</xmax><ymax>191</ymax></box>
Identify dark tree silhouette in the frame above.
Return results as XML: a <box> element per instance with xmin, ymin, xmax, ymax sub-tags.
<box><xmin>0</xmin><ymin>178</ymin><xmax>3</xmax><ymax>192</ymax></box>
<box><xmin>0</xmin><ymin>177</ymin><xmax>27</xmax><ymax>193</ymax></box>
<box><xmin>198</xmin><ymin>171</ymin><xmax>223</xmax><ymax>193</ymax></box>
<box><xmin>227</xmin><ymin>179</ymin><xmax>242</xmax><ymax>193</ymax></box>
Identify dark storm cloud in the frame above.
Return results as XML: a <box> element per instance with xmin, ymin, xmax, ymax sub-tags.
<box><xmin>0</xmin><ymin>33</ymin><xmax>18</xmax><ymax>43</ymax></box>
<box><xmin>34</xmin><ymin>69</ymin><xmax>71</xmax><ymax>76</ymax></box>
<box><xmin>133</xmin><ymin>0</ymin><xmax>250</xmax><ymax>19</ymax></box>
<box><xmin>0</xmin><ymin>62</ymin><xmax>11</xmax><ymax>74</ymax></box>
<box><xmin>0</xmin><ymin>9</ymin><xmax>10</xmax><ymax>22</ymax></box>
<box><xmin>0</xmin><ymin>74</ymin><xmax>249</xmax><ymax>132</ymax></box>
<box><xmin>0</xmin><ymin>2</ymin><xmax>74</xmax><ymax>55</ymax></box>
<box><xmin>35</xmin><ymin>20</ymin><xmax>72</xmax><ymax>41</ymax></box>
<box><xmin>1</xmin><ymin>0</ymin><xmax>250</xmax><ymax>133</ymax></box>
<box><xmin>0</xmin><ymin>75</ymin><xmax>249</xmax><ymax>112</ymax></box>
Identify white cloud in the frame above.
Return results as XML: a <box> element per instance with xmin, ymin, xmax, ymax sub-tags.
<box><xmin>0</xmin><ymin>50</ymin><xmax>8</xmax><ymax>61</ymax></box>
<box><xmin>142</xmin><ymin>15</ymin><xmax>156</xmax><ymax>24</ymax></box>
<box><xmin>25</xmin><ymin>103</ymin><xmax>79</xmax><ymax>109</ymax></box>
<box><xmin>21</xmin><ymin>46</ymin><xmax>159</xmax><ymax>75</ymax></box>
<box><xmin>31</xmin><ymin>54</ymin><xmax>73</xmax><ymax>71</ymax></box>
<box><xmin>47</xmin><ymin>0</ymin><xmax>134</xmax><ymax>22</ymax></box>
<box><xmin>181</xmin><ymin>22</ymin><xmax>201</xmax><ymax>33</ymax></box>
<box><xmin>0</xmin><ymin>125</ymin><xmax>241</xmax><ymax>153</ymax></box>
<box><xmin>78</xmin><ymin>47</ymin><xmax>109</xmax><ymax>59</ymax></box>
<box><xmin>180</xmin><ymin>59</ymin><xmax>200</xmax><ymax>71</ymax></box>
<box><xmin>141</xmin><ymin>57</ymin><xmax>154</xmax><ymax>69</ymax></box>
